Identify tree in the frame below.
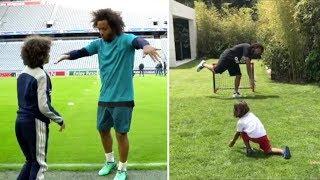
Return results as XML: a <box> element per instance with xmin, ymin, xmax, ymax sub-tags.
<box><xmin>195</xmin><ymin>1</ymin><xmax>256</xmax><ymax>58</ymax></box>
<box><xmin>257</xmin><ymin>0</ymin><xmax>307</xmax><ymax>82</ymax></box>
<box><xmin>294</xmin><ymin>0</ymin><xmax>320</xmax><ymax>83</ymax></box>
<box><xmin>294</xmin><ymin>0</ymin><xmax>320</xmax><ymax>51</ymax></box>
<box><xmin>175</xmin><ymin>0</ymin><xmax>258</xmax><ymax>9</ymax></box>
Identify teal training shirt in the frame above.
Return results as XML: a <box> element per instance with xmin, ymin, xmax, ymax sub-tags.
<box><xmin>84</xmin><ymin>33</ymin><xmax>137</xmax><ymax>104</ymax></box>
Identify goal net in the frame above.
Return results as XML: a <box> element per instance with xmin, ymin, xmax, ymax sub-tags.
<box><xmin>212</xmin><ymin>62</ymin><xmax>255</xmax><ymax>93</ymax></box>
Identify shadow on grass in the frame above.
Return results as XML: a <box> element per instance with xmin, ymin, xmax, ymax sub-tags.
<box><xmin>206</xmin><ymin>94</ymin><xmax>280</xmax><ymax>100</ymax></box>
<box><xmin>235</xmin><ymin>147</ymin><xmax>270</xmax><ymax>159</ymax></box>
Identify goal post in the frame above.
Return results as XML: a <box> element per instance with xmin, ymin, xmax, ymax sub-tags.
<box><xmin>212</xmin><ymin>62</ymin><xmax>255</xmax><ymax>93</ymax></box>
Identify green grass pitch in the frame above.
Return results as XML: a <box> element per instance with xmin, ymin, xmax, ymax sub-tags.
<box><xmin>170</xmin><ymin>59</ymin><xmax>320</xmax><ymax>179</ymax></box>
<box><xmin>0</xmin><ymin>75</ymin><xmax>167</xmax><ymax>170</ymax></box>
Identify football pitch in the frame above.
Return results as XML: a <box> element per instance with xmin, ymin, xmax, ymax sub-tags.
<box><xmin>0</xmin><ymin>75</ymin><xmax>167</xmax><ymax>170</ymax></box>
<box><xmin>170</xmin><ymin>60</ymin><xmax>320</xmax><ymax>179</ymax></box>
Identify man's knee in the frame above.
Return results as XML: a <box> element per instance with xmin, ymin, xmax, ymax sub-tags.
<box><xmin>115</xmin><ymin>132</ymin><xmax>128</xmax><ymax>141</ymax></box>
<box><xmin>116</xmin><ymin>131</ymin><xmax>127</xmax><ymax>137</ymax></box>
<box><xmin>99</xmin><ymin>129</ymin><xmax>111</xmax><ymax>137</ymax></box>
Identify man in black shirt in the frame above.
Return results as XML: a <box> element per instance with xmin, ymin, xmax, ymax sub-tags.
<box><xmin>139</xmin><ymin>63</ymin><xmax>144</xmax><ymax>77</ymax></box>
<box><xmin>197</xmin><ymin>43</ymin><xmax>264</xmax><ymax>97</ymax></box>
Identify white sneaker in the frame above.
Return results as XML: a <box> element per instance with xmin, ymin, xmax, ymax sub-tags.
<box><xmin>196</xmin><ymin>60</ymin><xmax>206</xmax><ymax>72</ymax></box>
<box><xmin>232</xmin><ymin>92</ymin><xmax>241</xmax><ymax>98</ymax></box>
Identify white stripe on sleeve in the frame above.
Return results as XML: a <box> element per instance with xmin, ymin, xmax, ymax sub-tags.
<box><xmin>37</xmin><ymin>74</ymin><xmax>63</xmax><ymax>124</ymax></box>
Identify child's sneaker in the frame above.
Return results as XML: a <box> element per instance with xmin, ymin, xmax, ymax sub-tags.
<box><xmin>98</xmin><ymin>162</ymin><xmax>116</xmax><ymax>176</ymax></box>
<box><xmin>246</xmin><ymin>148</ymin><xmax>254</xmax><ymax>156</ymax></box>
<box><xmin>196</xmin><ymin>60</ymin><xmax>206</xmax><ymax>72</ymax></box>
<box><xmin>114</xmin><ymin>170</ymin><xmax>127</xmax><ymax>180</ymax></box>
<box><xmin>232</xmin><ymin>92</ymin><xmax>241</xmax><ymax>98</ymax></box>
<box><xmin>283</xmin><ymin>146</ymin><xmax>291</xmax><ymax>159</ymax></box>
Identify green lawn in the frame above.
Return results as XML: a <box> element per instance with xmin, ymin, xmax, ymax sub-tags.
<box><xmin>0</xmin><ymin>75</ymin><xmax>167</xmax><ymax>170</ymax></box>
<box><xmin>170</xmin><ymin>60</ymin><xmax>320</xmax><ymax>179</ymax></box>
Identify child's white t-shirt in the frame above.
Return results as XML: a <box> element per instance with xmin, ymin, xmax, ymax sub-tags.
<box><xmin>236</xmin><ymin>112</ymin><xmax>267</xmax><ymax>138</ymax></box>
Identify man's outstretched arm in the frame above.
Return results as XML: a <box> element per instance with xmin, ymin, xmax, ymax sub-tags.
<box><xmin>55</xmin><ymin>40</ymin><xmax>98</xmax><ymax>64</ymax></box>
<box><xmin>54</xmin><ymin>48</ymin><xmax>90</xmax><ymax>64</ymax></box>
<box><xmin>132</xmin><ymin>37</ymin><xmax>161</xmax><ymax>62</ymax></box>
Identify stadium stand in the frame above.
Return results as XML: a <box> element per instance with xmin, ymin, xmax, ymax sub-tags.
<box><xmin>0</xmin><ymin>38</ymin><xmax>167</xmax><ymax>71</ymax></box>
<box><xmin>0</xmin><ymin>6</ymin><xmax>8</xmax><ymax>20</ymax></box>
<box><xmin>0</xmin><ymin>3</ymin><xmax>167</xmax><ymax>33</ymax></box>
<box><xmin>51</xmin><ymin>6</ymin><xmax>92</xmax><ymax>31</ymax></box>
<box><xmin>0</xmin><ymin>4</ymin><xmax>54</xmax><ymax>32</ymax></box>
<box><xmin>0</xmin><ymin>1</ymin><xmax>167</xmax><ymax>74</ymax></box>
<box><xmin>0</xmin><ymin>41</ymin><xmax>24</xmax><ymax>71</ymax></box>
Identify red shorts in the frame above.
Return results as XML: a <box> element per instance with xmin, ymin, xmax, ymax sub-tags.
<box><xmin>241</xmin><ymin>132</ymin><xmax>272</xmax><ymax>153</ymax></box>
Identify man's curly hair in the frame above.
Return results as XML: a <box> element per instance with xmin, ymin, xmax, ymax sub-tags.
<box><xmin>21</xmin><ymin>36</ymin><xmax>52</xmax><ymax>68</ymax></box>
<box><xmin>91</xmin><ymin>8</ymin><xmax>124</xmax><ymax>35</ymax></box>
<box><xmin>250</xmin><ymin>43</ymin><xmax>264</xmax><ymax>54</ymax></box>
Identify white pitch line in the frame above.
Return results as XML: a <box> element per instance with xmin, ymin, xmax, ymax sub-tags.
<box><xmin>0</xmin><ymin>162</ymin><xmax>167</xmax><ymax>168</ymax></box>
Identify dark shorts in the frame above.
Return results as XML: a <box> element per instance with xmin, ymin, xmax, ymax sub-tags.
<box><xmin>214</xmin><ymin>53</ymin><xmax>241</xmax><ymax>76</ymax></box>
<box><xmin>97</xmin><ymin>106</ymin><xmax>133</xmax><ymax>133</ymax></box>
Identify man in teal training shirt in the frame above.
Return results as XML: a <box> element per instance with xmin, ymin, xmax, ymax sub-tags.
<box><xmin>55</xmin><ymin>8</ymin><xmax>161</xmax><ymax>180</ymax></box>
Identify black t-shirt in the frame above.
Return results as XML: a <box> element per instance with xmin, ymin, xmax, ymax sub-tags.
<box><xmin>221</xmin><ymin>43</ymin><xmax>252</xmax><ymax>63</ymax></box>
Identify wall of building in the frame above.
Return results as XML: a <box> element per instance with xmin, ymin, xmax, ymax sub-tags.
<box><xmin>169</xmin><ymin>0</ymin><xmax>197</xmax><ymax>67</ymax></box>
